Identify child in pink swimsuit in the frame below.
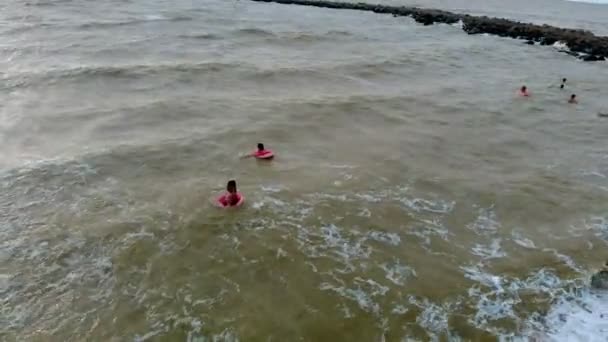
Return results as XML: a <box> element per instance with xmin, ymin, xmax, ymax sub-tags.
<box><xmin>219</xmin><ymin>180</ymin><xmax>240</xmax><ymax>207</ymax></box>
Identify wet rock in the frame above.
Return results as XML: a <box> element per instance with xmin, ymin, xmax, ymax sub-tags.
<box><xmin>582</xmin><ymin>54</ymin><xmax>604</xmax><ymax>61</ymax></box>
<box><xmin>250</xmin><ymin>0</ymin><xmax>608</xmax><ymax>61</ymax></box>
<box><xmin>591</xmin><ymin>270</ymin><xmax>608</xmax><ymax>289</ymax></box>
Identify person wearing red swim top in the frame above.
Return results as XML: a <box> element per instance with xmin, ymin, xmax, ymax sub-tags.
<box><xmin>519</xmin><ymin>85</ymin><xmax>530</xmax><ymax>97</ymax></box>
<box><xmin>241</xmin><ymin>143</ymin><xmax>272</xmax><ymax>159</ymax></box>
<box><xmin>224</xmin><ymin>180</ymin><xmax>240</xmax><ymax>206</ymax></box>
<box><xmin>253</xmin><ymin>143</ymin><xmax>271</xmax><ymax>157</ymax></box>
<box><xmin>218</xmin><ymin>180</ymin><xmax>241</xmax><ymax>207</ymax></box>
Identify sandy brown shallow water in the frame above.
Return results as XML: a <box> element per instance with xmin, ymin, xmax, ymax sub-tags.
<box><xmin>1</xmin><ymin>0</ymin><xmax>608</xmax><ymax>340</ymax></box>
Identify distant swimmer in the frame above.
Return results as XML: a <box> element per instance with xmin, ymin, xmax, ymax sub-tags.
<box><xmin>243</xmin><ymin>143</ymin><xmax>274</xmax><ymax>160</ymax></box>
<box><xmin>216</xmin><ymin>180</ymin><xmax>244</xmax><ymax>207</ymax></box>
<box><xmin>560</xmin><ymin>78</ymin><xmax>567</xmax><ymax>89</ymax></box>
<box><xmin>519</xmin><ymin>86</ymin><xmax>530</xmax><ymax>97</ymax></box>
<box><xmin>568</xmin><ymin>94</ymin><xmax>578</xmax><ymax>104</ymax></box>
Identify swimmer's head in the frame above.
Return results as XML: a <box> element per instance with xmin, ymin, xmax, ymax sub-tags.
<box><xmin>227</xmin><ymin>180</ymin><xmax>237</xmax><ymax>193</ymax></box>
<box><xmin>560</xmin><ymin>84</ymin><xmax>564</xmax><ymax>89</ymax></box>
<box><xmin>521</xmin><ymin>86</ymin><xmax>527</xmax><ymax>92</ymax></box>
<box><xmin>257</xmin><ymin>143</ymin><xmax>264</xmax><ymax>151</ymax></box>
<box><xmin>571</xmin><ymin>94</ymin><xmax>576</xmax><ymax>99</ymax></box>
<box><xmin>562</xmin><ymin>78</ymin><xmax>567</xmax><ymax>83</ymax></box>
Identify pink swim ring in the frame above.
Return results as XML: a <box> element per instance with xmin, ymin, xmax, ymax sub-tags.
<box><xmin>216</xmin><ymin>193</ymin><xmax>245</xmax><ymax>208</ymax></box>
<box><xmin>253</xmin><ymin>149</ymin><xmax>274</xmax><ymax>160</ymax></box>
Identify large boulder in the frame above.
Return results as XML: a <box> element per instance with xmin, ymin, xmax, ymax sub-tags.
<box><xmin>591</xmin><ymin>269</ymin><xmax>608</xmax><ymax>290</ymax></box>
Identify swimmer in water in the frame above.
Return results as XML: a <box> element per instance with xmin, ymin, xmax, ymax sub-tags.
<box><xmin>242</xmin><ymin>143</ymin><xmax>273</xmax><ymax>159</ymax></box>
<box><xmin>560</xmin><ymin>78</ymin><xmax>567</xmax><ymax>89</ymax></box>
<box><xmin>568</xmin><ymin>94</ymin><xmax>578</xmax><ymax>104</ymax></box>
<box><xmin>519</xmin><ymin>85</ymin><xmax>529</xmax><ymax>97</ymax></box>
<box><xmin>223</xmin><ymin>180</ymin><xmax>240</xmax><ymax>206</ymax></box>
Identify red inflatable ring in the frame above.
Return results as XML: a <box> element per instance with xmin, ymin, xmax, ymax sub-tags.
<box><xmin>253</xmin><ymin>149</ymin><xmax>274</xmax><ymax>160</ymax></box>
<box><xmin>216</xmin><ymin>193</ymin><xmax>245</xmax><ymax>208</ymax></box>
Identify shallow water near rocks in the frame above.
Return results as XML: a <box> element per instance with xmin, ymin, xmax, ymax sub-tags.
<box><xmin>1</xmin><ymin>0</ymin><xmax>608</xmax><ymax>340</ymax></box>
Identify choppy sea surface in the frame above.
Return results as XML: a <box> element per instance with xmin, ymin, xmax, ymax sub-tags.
<box><xmin>1</xmin><ymin>0</ymin><xmax>608</xmax><ymax>340</ymax></box>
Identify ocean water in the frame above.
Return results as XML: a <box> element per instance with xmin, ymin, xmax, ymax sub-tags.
<box><xmin>1</xmin><ymin>0</ymin><xmax>608</xmax><ymax>341</ymax></box>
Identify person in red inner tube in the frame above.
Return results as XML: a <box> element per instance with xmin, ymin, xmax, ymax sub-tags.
<box><xmin>220</xmin><ymin>180</ymin><xmax>241</xmax><ymax>207</ymax></box>
<box><xmin>243</xmin><ymin>143</ymin><xmax>273</xmax><ymax>159</ymax></box>
<box><xmin>519</xmin><ymin>85</ymin><xmax>530</xmax><ymax>97</ymax></box>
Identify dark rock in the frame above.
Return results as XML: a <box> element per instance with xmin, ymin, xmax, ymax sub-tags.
<box><xmin>582</xmin><ymin>54</ymin><xmax>604</xmax><ymax>61</ymax></box>
<box><xmin>591</xmin><ymin>270</ymin><xmax>608</xmax><ymax>289</ymax></box>
<box><xmin>249</xmin><ymin>0</ymin><xmax>608</xmax><ymax>61</ymax></box>
<box><xmin>525</xmin><ymin>40</ymin><xmax>535</xmax><ymax>45</ymax></box>
<box><xmin>561</xmin><ymin>50</ymin><xmax>579</xmax><ymax>57</ymax></box>
<box><xmin>540</xmin><ymin>37</ymin><xmax>558</xmax><ymax>45</ymax></box>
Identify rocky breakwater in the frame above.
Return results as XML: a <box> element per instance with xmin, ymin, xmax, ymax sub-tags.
<box><xmin>591</xmin><ymin>262</ymin><xmax>608</xmax><ymax>290</ymax></box>
<box><xmin>250</xmin><ymin>0</ymin><xmax>608</xmax><ymax>61</ymax></box>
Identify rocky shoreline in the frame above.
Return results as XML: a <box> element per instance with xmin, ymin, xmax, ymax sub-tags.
<box><xmin>250</xmin><ymin>0</ymin><xmax>608</xmax><ymax>61</ymax></box>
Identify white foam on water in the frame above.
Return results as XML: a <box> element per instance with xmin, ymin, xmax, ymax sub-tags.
<box><xmin>467</xmin><ymin>207</ymin><xmax>501</xmax><ymax>235</ymax></box>
<box><xmin>380</xmin><ymin>260</ymin><xmax>416</xmax><ymax>286</ymax></box>
<box><xmin>326</xmin><ymin>164</ymin><xmax>357</xmax><ymax>169</ymax></box>
<box><xmin>407</xmin><ymin>218</ymin><xmax>450</xmax><ymax>248</ymax></box>
<box><xmin>452</xmin><ymin>19</ymin><xmax>464</xmax><ymax>29</ymax></box>
<box><xmin>276</xmin><ymin>247</ymin><xmax>287</xmax><ymax>259</ymax></box>
<box><xmin>357</xmin><ymin>207</ymin><xmax>372</xmax><ymax>217</ymax></box>
<box><xmin>543</xmin><ymin>290</ymin><xmax>608</xmax><ymax>341</ymax></box>
<box><xmin>143</xmin><ymin>14</ymin><xmax>169</xmax><ymax>21</ymax></box>
<box><xmin>260</xmin><ymin>196</ymin><xmax>288</xmax><ymax>209</ymax></box>
<box><xmin>472</xmin><ymin>239</ymin><xmax>507</xmax><ymax>260</ymax></box>
<box><xmin>391</xmin><ymin>304</ymin><xmax>408</xmax><ymax>315</ymax></box>
<box><xmin>367</xmin><ymin>230</ymin><xmax>401</xmax><ymax>246</ymax></box>
<box><xmin>461</xmin><ymin>263</ymin><xmax>503</xmax><ymax>289</ymax></box>
<box><xmin>553</xmin><ymin>41</ymin><xmax>569</xmax><ymax>50</ymax></box>
<box><xmin>400</xmin><ymin>197</ymin><xmax>455</xmax><ymax>214</ymax></box>
<box><xmin>459</xmin><ymin>258</ymin><xmax>608</xmax><ymax>340</ymax></box>
<box><xmin>511</xmin><ymin>230</ymin><xmax>537</xmax><ymax>249</ymax></box>
<box><xmin>580</xmin><ymin>170</ymin><xmax>607</xmax><ymax>178</ymax></box>
<box><xmin>354</xmin><ymin>192</ymin><xmax>386</xmax><ymax>203</ymax></box>
<box><xmin>339</xmin><ymin>303</ymin><xmax>354</xmax><ymax>318</ymax></box>
<box><xmin>319</xmin><ymin>282</ymin><xmax>381</xmax><ymax>315</ymax></box>
<box><xmin>543</xmin><ymin>248</ymin><xmax>583</xmax><ymax>272</ymax></box>
<box><xmin>408</xmin><ymin>296</ymin><xmax>450</xmax><ymax>337</ymax></box>
<box><xmin>468</xmin><ymin>286</ymin><xmax>518</xmax><ymax>330</ymax></box>
<box><xmin>306</xmin><ymin>192</ymin><xmax>350</xmax><ymax>202</ymax></box>
<box><xmin>320</xmin><ymin>224</ymin><xmax>372</xmax><ymax>261</ymax></box>
<box><xmin>584</xmin><ymin>216</ymin><xmax>608</xmax><ymax>242</ymax></box>
<box><xmin>260</xmin><ymin>184</ymin><xmax>284</xmax><ymax>193</ymax></box>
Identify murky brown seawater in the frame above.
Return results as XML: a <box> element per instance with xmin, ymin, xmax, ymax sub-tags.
<box><xmin>1</xmin><ymin>0</ymin><xmax>608</xmax><ymax>340</ymax></box>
